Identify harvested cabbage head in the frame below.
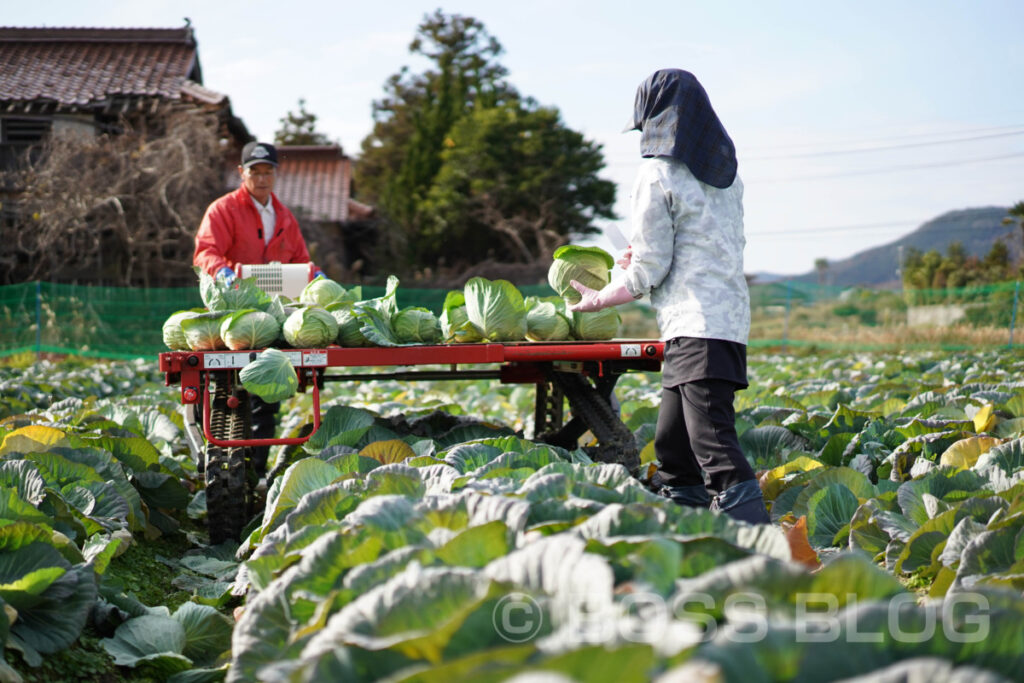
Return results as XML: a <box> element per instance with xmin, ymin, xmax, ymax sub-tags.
<box><xmin>464</xmin><ymin>277</ymin><xmax>527</xmax><ymax>342</ymax></box>
<box><xmin>163</xmin><ymin>309</ymin><xmax>203</xmax><ymax>350</ymax></box>
<box><xmin>300</xmin><ymin>277</ymin><xmax>358</xmax><ymax>307</ymax></box>
<box><xmin>525</xmin><ymin>299</ymin><xmax>571</xmax><ymax>342</ymax></box>
<box><xmin>393</xmin><ymin>307</ymin><xmax>441</xmax><ymax>344</ymax></box>
<box><xmin>240</xmin><ymin>348</ymin><xmax>298</xmax><ymax>403</ymax></box>
<box><xmin>441</xmin><ymin>291</ymin><xmax>483</xmax><ymax>343</ymax></box>
<box><xmin>283</xmin><ymin>307</ymin><xmax>339</xmax><ymax>348</ymax></box>
<box><xmin>180</xmin><ymin>312</ymin><xmax>227</xmax><ymax>351</ymax></box>
<box><xmin>220</xmin><ymin>309</ymin><xmax>281</xmax><ymax>350</ymax></box>
<box><xmin>571</xmin><ymin>308</ymin><xmax>620</xmax><ymax>340</ymax></box>
<box><xmin>547</xmin><ymin>245</ymin><xmax>614</xmax><ymax>304</ymax></box>
<box><xmin>329</xmin><ymin>304</ymin><xmax>372</xmax><ymax>347</ymax></box>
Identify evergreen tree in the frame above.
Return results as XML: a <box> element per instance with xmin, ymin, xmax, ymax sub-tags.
<box><xmin>355</xmin><ymin>10</ymin><xmax>613</xmax><ymax>275</ymax></box>
<box><xmin>420</xmin><ymin>104</ymin><xmax>614</xmax><ymax>267</ymax></box>
<box><xmin>275</xmin><ymin>98</ymin><xmax>333</xmax><ymax>146</ymax></box>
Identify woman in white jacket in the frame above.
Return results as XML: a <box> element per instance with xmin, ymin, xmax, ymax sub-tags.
<box><xmin>570</xmin><ymin>68</ymin><xmax>770</xmax><ymax>524</ymax></box>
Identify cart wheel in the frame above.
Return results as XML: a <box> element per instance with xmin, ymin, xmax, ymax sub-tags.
<box><xmin>204</xmin><ymin>376</ymin><xmax>252</xmax><ymax>544</ymax></box>
<box><xmin>550</xmin><ymin>371</ymin><xmax>640</xmax><ymax>474</ymax></box>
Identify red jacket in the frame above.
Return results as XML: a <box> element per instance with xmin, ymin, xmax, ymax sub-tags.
<box><xmin>193</xmin><ymin>186</ymin><xmax>313</xmax><ymax>276</ymax></box>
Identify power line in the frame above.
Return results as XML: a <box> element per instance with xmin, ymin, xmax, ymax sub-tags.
<box><xmin>748</xmin><ymin>218</ymin><xmax>1018</xmax><ymax>239</ymax></box>
<box><xmin>746</xmin><ymin>150</ymin><xmax>1024</xmax><ymax>183</ymax></box>
<box><xmin>748</xmin><ymin>220</ymin><xmax>919</xmax><ymax>237</ymax></box>
<box><xmin>741</xmin><ymin>123</ymin><xmax>1024</xmax><ymax>153</ymax></box>
<box><xmin>602</xmin><ymin>123</ymin><xmax>1024</xmax><ymax>169</ymax></box>
<box><xmin>741</xmin><ymin>129</ymin><xmax>1024</xmax><ymax>161</ymax></box>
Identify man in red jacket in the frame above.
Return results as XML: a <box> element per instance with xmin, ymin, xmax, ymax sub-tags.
<box><xmin>193</xmin><ymin>141</ymin><xmax>323</xmax><ymax>476</ymax></box>
<box><xmin>194</xmin><ymin>141</ymin><xmax>323</xmax><ymax>282</ymax></box>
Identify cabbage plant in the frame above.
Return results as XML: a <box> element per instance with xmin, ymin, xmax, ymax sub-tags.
<box><xmin>220</xmin><ymin>310</ymin><xmax>281</xmax><ymax>350</ymax></box>
<box><xmin>463</xmin><ymin>277</ymin><xmax>527</xmax><ymax>342</ymax></box>
<box><xmin>282</xmin><ymin>307</ymin><xmax>338</xmax><ymax>348</ymax></box>
<box><xmin>239</xmin><ymin>348</ymin><xmax>298</xmax><ymax>403</ymax></box>
<box><xmin>547</xmin><ymin>245</ymin><xmax>614</xmax><ymax>304</ymax></box>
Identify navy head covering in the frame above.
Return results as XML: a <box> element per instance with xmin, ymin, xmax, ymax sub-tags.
<box><xmin>625</xmin><ymin>69</ymin><xmax>737</xmax><ymax>189</ymax></box>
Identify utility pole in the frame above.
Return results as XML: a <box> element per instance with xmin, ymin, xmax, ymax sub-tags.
<box><xmin>897</xmin><ymin>245</ymin><xmax>904</xmax><ymax>294</ymax></box>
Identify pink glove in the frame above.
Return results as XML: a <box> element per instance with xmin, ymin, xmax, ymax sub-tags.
<box><xmin>569</xmin><ymin>280</ymin><xmax>638</xmax><ymax>312</ymax></box>
<box><xmin>616</xmin><ymin>247</ymin><xmax>632</xmax><ymax>270</ymax></box>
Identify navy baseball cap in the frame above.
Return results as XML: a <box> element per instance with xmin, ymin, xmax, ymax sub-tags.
<box><xmin>241</xmin><ymin>142</ymin><xmax>278</xmax><ymax>168</ymax></box>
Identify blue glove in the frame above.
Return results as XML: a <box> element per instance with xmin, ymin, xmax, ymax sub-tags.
<box><xmin>313</xmin><ymin>269</ymin><xmax>326</xmax><ymax>280</ymax></box>
<box><xmin>217</xmin><ymin>267</ymin><xmax>236</xmax><ymax>285</ymax></box>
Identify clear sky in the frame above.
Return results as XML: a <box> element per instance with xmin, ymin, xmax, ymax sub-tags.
<box><xmin>7</xmin><ymin>1</ymin><xmax>1024</xmax><ymax>277</ymax></box>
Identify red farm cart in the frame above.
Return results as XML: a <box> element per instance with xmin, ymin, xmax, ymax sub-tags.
<box><xmin>159</xmin><ymin>340</ymin><xmax>664</xmax><ymax>542</ymax></box>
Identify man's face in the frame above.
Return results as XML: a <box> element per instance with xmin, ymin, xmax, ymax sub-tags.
<box><xmin>240</xmin><ymin>163</ymin><xmax>276</xmax><ymax>204</ymax></box>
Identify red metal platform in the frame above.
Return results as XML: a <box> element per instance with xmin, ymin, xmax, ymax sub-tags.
<box><xmin>161</xmin><ymin>340</ymin><xmax>664</xmax><ymax>449</ymax></box>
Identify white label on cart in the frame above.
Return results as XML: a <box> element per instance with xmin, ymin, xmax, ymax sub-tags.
<box><xmin>204</xmin><ymin>353</ymin><xmax>251</xmax><ymax>369</ymax></box>
<box><xmin>620</xmin><ymin>344</ymin><xmax>642</xmax><ymax>358</ymax></box>
<box><xmin>205</xmin><ymin>352</ymin><xmax>298</xmax><ymax>369</ymax></box>
<box><xmin>303</xmin><ymin>351</ymin><xmax>328</xmax><ymax>366</ymax></box>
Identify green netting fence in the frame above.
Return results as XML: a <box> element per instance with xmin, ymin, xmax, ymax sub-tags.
<box><xmin>1</xmin><ymin>279</ymin><xmax>1020</xmax><ymax>360</ymax></box>
<box><xmin>0</xmin><ymin>281</ymin><xmax>559</xmax><ymax>359</ymax></box>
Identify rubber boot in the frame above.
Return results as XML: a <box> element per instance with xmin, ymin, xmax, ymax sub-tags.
<box><xmin>660</xmin><ymin>483</ymin><xmax>712</xmax><ymax>508</ymax></box>
<box><xmin>710</xmin><ymin>479</ymin><xmax>770</xmax><ymax>524</ymax></box>
<box><xmin>650</xmin><ymin>471</ymin><xmax>711</xmax><ymax>508</ymax></box>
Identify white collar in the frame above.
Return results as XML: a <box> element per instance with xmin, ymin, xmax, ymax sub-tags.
<box><xmin>251</xmin><ymin>194</ymin><xmax>274</xmax><ymax>211</ymax></box>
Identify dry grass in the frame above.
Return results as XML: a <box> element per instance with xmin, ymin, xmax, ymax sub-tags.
<box><xmin>753</xmin><ymin>323</ymin><xmax>1016</xmax><ymax>350</ymax></box>
<box><xmin>623</xmin><ymin>299</ymin><xmax>1021</xmax><ymax>350</ymax></box>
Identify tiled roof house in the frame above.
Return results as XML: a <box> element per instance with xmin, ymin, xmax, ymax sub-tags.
<box><xmin>0</xmin><ymin>23</ymin><xmax>377</xmax><ymax>282</ymax></box>
<box><xmin>275</xmin><ymin>145</ymin><xmax>376</xmax><ymax>279</ymax></box>
<box><xmin>276</xmin><ymin>145</ymin><xmax>373</xmax><ymax>223</ymax></box>
<box><xmin>0</xmin><ymin>24</ymin><xmax>251</xmax><ymax>169</ymax></box>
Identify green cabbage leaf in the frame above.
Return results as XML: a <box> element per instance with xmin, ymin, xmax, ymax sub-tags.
<box><xmin>352</xmin><ymin>275</ymin><xmax>402</xmax><ymax>347</ymax></box>
<box><xmin>196</xmin><ymin>266</ymin><xmax>271</xmax><ymax>312</ymax></box>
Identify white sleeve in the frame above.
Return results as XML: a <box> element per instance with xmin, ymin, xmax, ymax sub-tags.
<box><xmin>623</xmin><ymin>165</ymin><xmax>681</xmax><ymax>297</ymax></box>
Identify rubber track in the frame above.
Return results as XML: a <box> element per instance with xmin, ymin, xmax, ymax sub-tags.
<box><xmin>205</xmin><ymin>378</ymin><xmax>250</xmax><ymax>544</ymax></box>
<box><xmin>551</xmin><ymin>371</ymin><xmax>640</xmax><ymax>473</ymax></box>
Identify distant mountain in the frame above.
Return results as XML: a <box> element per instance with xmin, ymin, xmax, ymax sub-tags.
<box><xmin>763</xmin><ymin>206</ymin><xmax>1019</xmax><ymax>288</ymax></box>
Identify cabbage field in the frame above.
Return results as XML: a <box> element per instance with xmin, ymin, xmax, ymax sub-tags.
<box><xmin>1</xmin><ymin>349</ymin><xmax>1023</xmax><ymax>682</ymax></box>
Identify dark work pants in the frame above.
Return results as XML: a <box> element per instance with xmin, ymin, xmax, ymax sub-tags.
<box><xmin>653</xmin><ymin>379</ymin><xmax>756</xmax><ymax>496</ymax></box>
<box><xmin>249</xmin><ymin>395</ymin><xmax>280</xmax><ymax>476</ymax></box>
